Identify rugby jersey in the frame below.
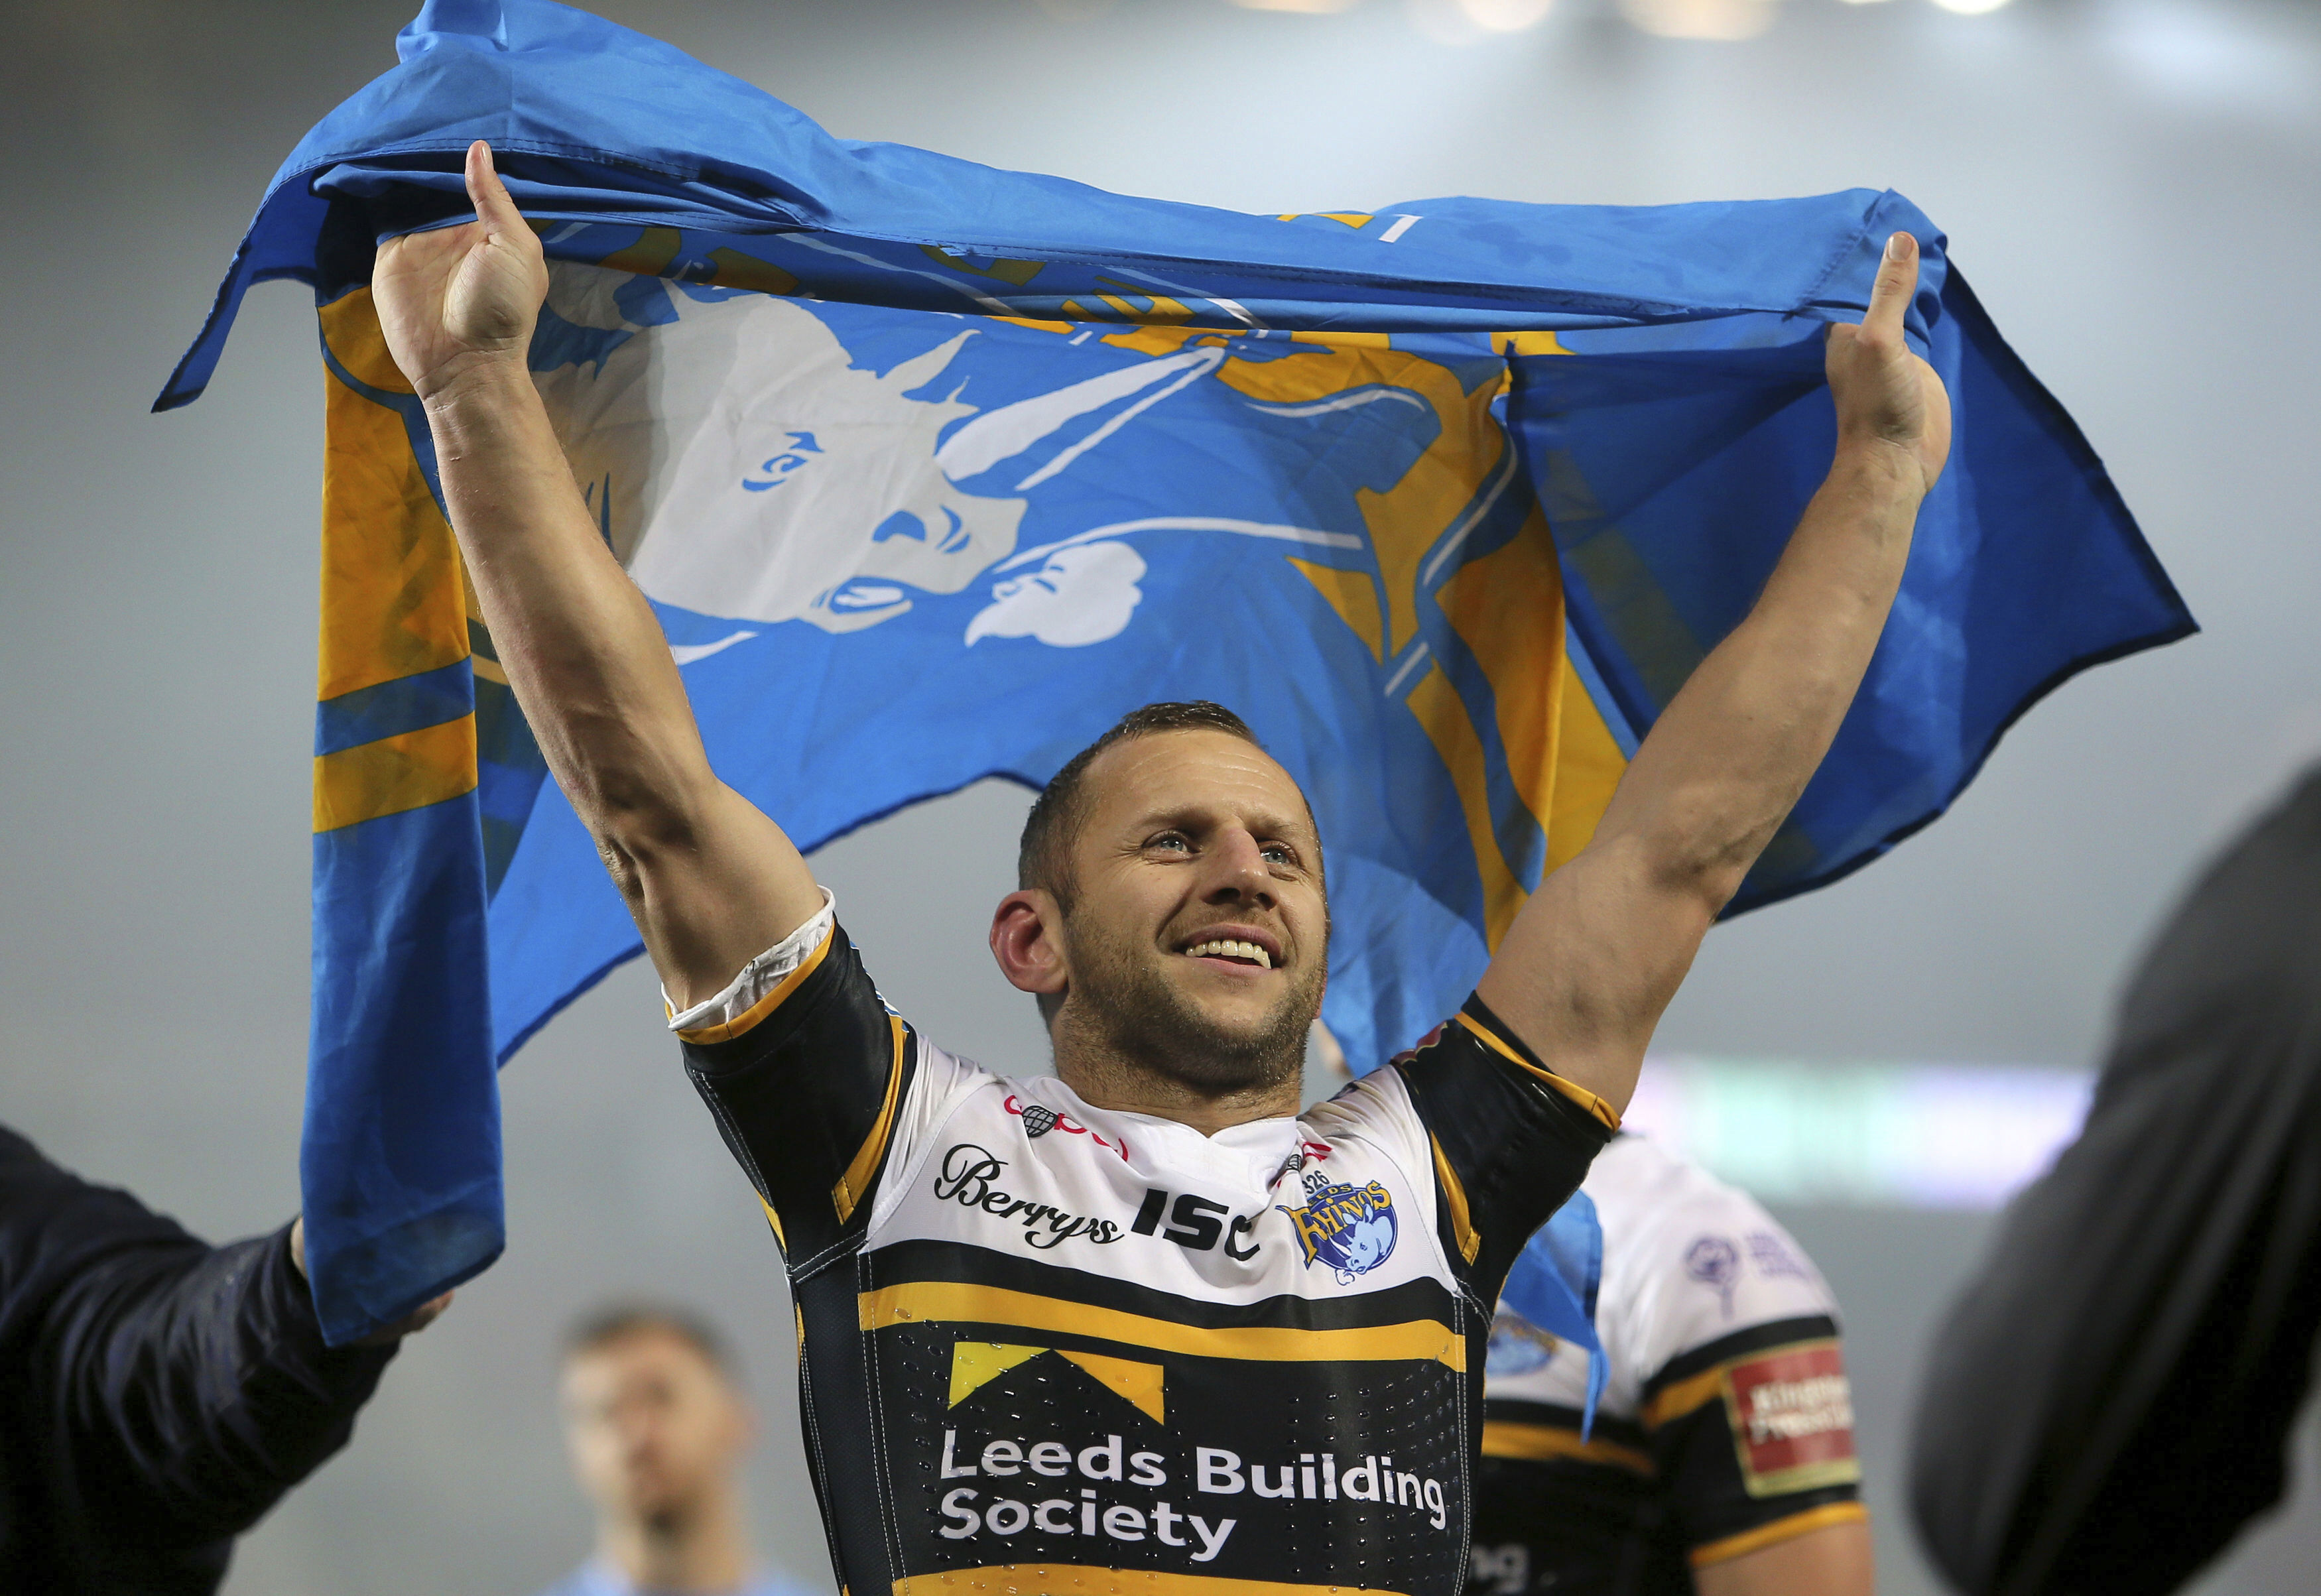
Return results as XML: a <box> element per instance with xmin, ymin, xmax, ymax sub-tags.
<box><xmin>1467</xmin><ymin>1136</ymin><xmax>1863</xmax><ymax>1596</ymax></box>
<box><xmin>676</xmin><ymin>904</ymin><xmax>1614</xmax><ymax>1596</ymax></box>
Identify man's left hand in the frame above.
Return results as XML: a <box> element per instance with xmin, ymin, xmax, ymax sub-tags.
<box><xmin>1825</xmin><ymin>230</ymin><xmax>1952</xmax><ymax>495</ymax></box>
<box><xmin>288</xmin><ymin>1217</ymin><xmax>454</xmax><ymax>1346</ymax></box>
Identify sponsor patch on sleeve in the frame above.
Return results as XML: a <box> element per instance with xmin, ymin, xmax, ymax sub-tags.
<box><xmin>1721</xmin><ymin>1340</ymin><xmax>1860</xmax><ymax>1497</ymax></box>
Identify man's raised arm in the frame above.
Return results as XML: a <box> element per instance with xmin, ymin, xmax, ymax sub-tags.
<box><xmin>373</xmin><ymin>142</ymin><xmax>822</xmax><ymax>1007</ymax></box>
<box><xmin>1477</xmin><ymin>231</ymin><xmax>1952</xmax><ymax>1113</ymax></box>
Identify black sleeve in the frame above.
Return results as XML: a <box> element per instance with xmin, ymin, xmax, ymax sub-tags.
<box><xmin>1910</xmin><ymin>767</ymin><xmax>2321</xmax><ymax>1596</ymax></box>
<box><xmin>0</xmin><ymin>1127</ymin><xmax>397</xmax><ymax>1586</ymax></box>
<box><xmin>1391</xmin><ymin>994</ymin><xmax>1617</xmax><ymax>1304</ymax></box>
<box><xmin>680</xmin><ymin>920</ymin><xmax>920</xmax><ymax>1274</ymax></box>
<box><xmin>1639</xmin><ymin>1316</ymin><xmax>1863</xmax><ymax>1567</ymax></box>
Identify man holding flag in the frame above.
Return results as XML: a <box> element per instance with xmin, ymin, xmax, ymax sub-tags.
<box><xmin>375</xmin><ymin>139</ymin><xmax>1940</xmax><ymax>1595</ymax></box>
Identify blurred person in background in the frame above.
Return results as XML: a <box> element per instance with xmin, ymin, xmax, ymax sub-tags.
<box><xmin>544</xmin><ymin>1304</ymin><xmax>819</xmax><ymax>1596</ymax></box>
<box><xmin>1910</xmin><ymin>765</ymin><xmax>2321</xmax><ymax>1596</ymax></box>
<box><xmin>0</xmin><ymin>1125</ymin><xmax>448</xmax><ymax>1595</ymax></box>
<box><xmin>1468</xmin><ymin>1134</ymin><xmax>1869</xmax><ymax>1596</ymax></box>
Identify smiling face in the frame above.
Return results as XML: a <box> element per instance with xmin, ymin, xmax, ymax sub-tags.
<box><xmin>1046</xmin><ymin>728</ymin><xmax>1330</xmax><ymax>1097</ymax></box>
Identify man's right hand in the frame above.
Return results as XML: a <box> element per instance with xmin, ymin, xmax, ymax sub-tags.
<box><xmin>374</xmin><ymin>141</ymin><xmax>550</xmax><ymax>401</ymax></box>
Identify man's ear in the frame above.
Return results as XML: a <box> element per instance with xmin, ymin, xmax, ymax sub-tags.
<box><xmin>990</xmin><ymin>889</ymin><xmax>1069</xmax><ymax>999</ymax></box>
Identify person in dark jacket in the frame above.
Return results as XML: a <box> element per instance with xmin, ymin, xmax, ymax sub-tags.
<box><xmin>1909</xmin><ymin>765</ymin><xmax>2321</xmax><ymax>1596</ymax></box>
<box><xmin>0</xmin><ymin>1123</ymin><xmax>449</xmax><ymax>1595</ymax></box>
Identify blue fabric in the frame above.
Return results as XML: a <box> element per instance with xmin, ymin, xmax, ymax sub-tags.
<box><xmin>314</xmin><ymin>658</ymin><xmax>472</xmax><ymax>757</ymax></box>
<box><xmin>1499</xmin><ymin>1193</ymin><xmax>1609</xmax><ymax>1436</ymax></box>
<box><xmin>304</xmin><ymin>788</ymin><xmax>499</xmax><ymax>1338</ymax></box>
<box><xmin>162</xmin><ymin>0</ymin><xmax>2192</xmax><ymax>1340</ymax></box>
<box><xmin>161</xmin><ymin>0</ymin><xmax>1968</xmax><ymax>410</ymax></box>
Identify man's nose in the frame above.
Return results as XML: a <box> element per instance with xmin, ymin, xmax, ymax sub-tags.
<box><xmin>1202</xmin><ymin>829</ymin><xmax>1275</xmax><ymax>903</ymax></box>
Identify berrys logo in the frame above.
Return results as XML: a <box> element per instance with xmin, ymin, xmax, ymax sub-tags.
<box><xmin>1277</xmin><ymin>1168</ymin><xmax>1398</xmax><ymax>1284</ymax></box>
<box><xmin>932</xmin><ymin>1144</ymin><xmax>1125</xmax><ymax>1249</ymax></box>
<box><xmin>1005</xmin><ymin>1094</ymin><xmax>1131</xmax><ymax>1161</ymax></box>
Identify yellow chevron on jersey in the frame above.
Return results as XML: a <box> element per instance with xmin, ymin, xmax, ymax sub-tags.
<box><xmin>948</xmin><ymin>1343</ymin><xmax>1168</xmax><ymax>1424</ymax></box>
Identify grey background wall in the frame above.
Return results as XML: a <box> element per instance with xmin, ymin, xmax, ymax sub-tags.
<box><xmin>2</xmin><ymin>0</ymin><xmax>2316</xmax><ymax>1591</ymax></box>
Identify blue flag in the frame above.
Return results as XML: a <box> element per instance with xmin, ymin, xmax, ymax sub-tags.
<box><xmin>162</xmin><ymin>0</ymin><xmax>2191</xmax><ymax>1343</ymax></box>
<box><xmin>1493</xmin><ymin>1194</ymin><xmax>1609</xmax><ymax>1438</ymax></box>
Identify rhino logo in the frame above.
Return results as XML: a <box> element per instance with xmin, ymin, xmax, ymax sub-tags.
<box><xmin>536</xmin><ymin>264</ymin><xmax>1218</xmax><ymax>638</ymax></box>
<box><xmin>1278</xmin><ymin>1168</ymin><xmax>1399</xmax><ymax>1286</ymax></box>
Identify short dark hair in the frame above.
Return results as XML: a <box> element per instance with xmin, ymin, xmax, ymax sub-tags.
<box><xmin>564</xmin><ymin>1302</ymin><xmax>738</xmax><ymax>1382</ymax></box>
<box><xmin>1017</xmin><ymin>701</ymin><xmax>1264</xmax><ymax>908</ymax></box>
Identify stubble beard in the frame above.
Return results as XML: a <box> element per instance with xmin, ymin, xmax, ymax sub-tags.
<box><xmin>1062</xmin><ymin>912</ymin><xmax>1325</xmax><ymax>1097</ymax></box>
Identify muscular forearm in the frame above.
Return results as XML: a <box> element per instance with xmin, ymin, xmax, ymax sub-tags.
<box><xmin>1476</xmin><ymin>232</ymin><xmax>1942</xmax><ymax>1107</ymax></box>
<box><xmin>421</xmin><ymin>365</ymin><xmax>820</xmax><ymax>997</ymax></box>
<box><xmin>1603</xmin><ymin>442</ymin><xmax>1923</xmax><ymax>909</ymax></box>
<box><xmin>422</xmin><ymin>364</ymin><xmax>715</xmax><ymax>845</ymax></box>
<box><xmin>377</xmin><ymin>147</ymin><xmax>821</xmax><ymax>1001</ymax></box>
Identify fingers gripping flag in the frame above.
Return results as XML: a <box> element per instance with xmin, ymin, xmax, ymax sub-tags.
<box><xmin>166</xmin><ymin>0</ymin><xmax>2192</xmax><ymax>1343</ymax></box>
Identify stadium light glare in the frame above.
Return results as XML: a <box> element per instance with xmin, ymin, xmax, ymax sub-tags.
<box><xmin>1227</xmin><ymin>0</ymin><xmax>1363</xmax><ymax>11</ymax></box>
<box><xmin>1626</xmin><ymin>1058</ymin><xmax>2093</xmax><ymax>1209</ymax></box>
<box><xmin>1457</xmin><ymin>0</ymin><xmax>1557</xmax><ymax>28</ymax></box>
<box><xmin>1930</xmin><ymin>0</ymin><xmax>2013</xmax><ymax>13</ymax></box>
<box><xmin>1619</xmin><ymin>0</ymin><xmax>1779</xmax><ymax>41</ymax></box>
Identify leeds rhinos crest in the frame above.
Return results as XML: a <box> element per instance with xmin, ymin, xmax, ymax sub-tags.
<box><xmin>1277</xmin><ymin>1168</ymin><xmax>1399</xmax><ymax>1284</ymax></box>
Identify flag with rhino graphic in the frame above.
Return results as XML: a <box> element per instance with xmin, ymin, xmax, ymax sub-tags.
<box><xmin>166</xmin><ymin>0</ymin><xmax>2191</xmax><ymax>1341</ymax></box>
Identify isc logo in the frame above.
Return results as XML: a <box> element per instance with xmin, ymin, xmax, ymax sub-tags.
<box><xmin>1129</xmin><ymin>1189</ymin><xmax>1263</xmax><ymax>1260</ymax></box>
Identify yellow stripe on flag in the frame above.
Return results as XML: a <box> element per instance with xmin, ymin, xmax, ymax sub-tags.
<box><xmin>1544</xmin><ymin>651</ymin><xmax>1627</xmax><ymax>875</ymax></box>
<box><xmin>1436</xmin><ymin>507</ymin><xmax>1567</xmax><ymax>843</ymax></box>
<box><xmin>1408</xmin><ymin>663</ymin><xmax>1529</xmax><ymax>950</ymax></box>
<box><xmin>313</xmin><ymin>717</ymin><xmax>479</xmax><ymax>833</ymax></box>
<box><xmin>316</xmin><ymin>287</ymin><xmax>471</xmax><ymax>703</ymax></box>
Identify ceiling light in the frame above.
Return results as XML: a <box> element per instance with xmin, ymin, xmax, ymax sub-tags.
<box><xmin>1619</xmin><ymin>0</ymin><xmax>1777</xmax><ymax>41</ymax></box>
<box><xmin>1457</xmin><ymin>0</ymin><xmax>1556</xmax><ymax>28</ymax></box>
<box><xmin>1928</xmin><ymin>0</ymin><xmax>2011</xmax><ymax>13</ymax></box>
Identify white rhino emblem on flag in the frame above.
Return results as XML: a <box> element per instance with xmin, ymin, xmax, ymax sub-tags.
<box><xmin>535</xmin><ymin>265</ymin><xmax>1222</xmax><ymax>643</ymax></box>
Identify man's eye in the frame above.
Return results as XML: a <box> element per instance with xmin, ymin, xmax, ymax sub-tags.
<box><xmin>1147</xmin><ymin>833</ymin><xmax>1190</xmax><ymax>853</ymax></box>
<box><xmin>1262</xmin><ymin>844</ymin><xmax>1296</xmax><ymax>866</ymax></box>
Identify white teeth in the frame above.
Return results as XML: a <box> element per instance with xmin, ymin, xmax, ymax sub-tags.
<box><xmin>1185</xmin><ymin>939</ymin><xmax>1273</xmax><ymax>970</ymax></box>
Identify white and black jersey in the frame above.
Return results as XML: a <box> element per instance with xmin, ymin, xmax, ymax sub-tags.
<box><xmin>676</xmin><ymin>903</ymin><xmax>1615</xmax><ymax>1596</ymax></box>
<box><xmin>1468</xmin><ymin>1135</ymin><xmax>1863</xmax><ymax>1596</ymax></box>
